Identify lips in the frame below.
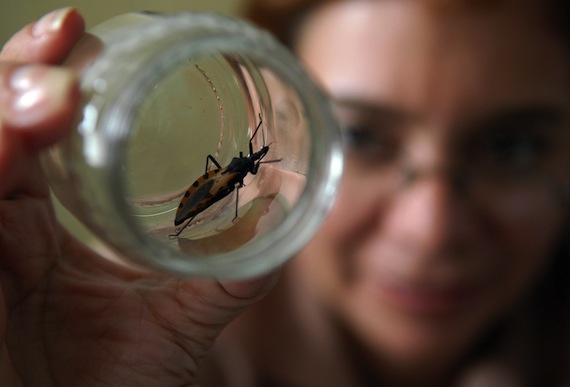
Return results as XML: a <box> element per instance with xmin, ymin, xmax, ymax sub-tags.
<box><xmin>373</xmin><ymin>276</ymin><xmax>482</xmax><ymax>316</ymax></box>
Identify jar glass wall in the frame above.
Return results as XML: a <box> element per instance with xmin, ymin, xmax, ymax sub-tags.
<box><xmin>42</xmin><ymin>12</ymin><xmax>342</xmax><ymax>278</ymax></box>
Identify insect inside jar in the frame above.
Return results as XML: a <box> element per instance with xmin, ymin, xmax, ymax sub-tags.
<box><xmin>169</xmin><ymin>114</ymin><xmax>281</xmax><ymax>238</ymax></box>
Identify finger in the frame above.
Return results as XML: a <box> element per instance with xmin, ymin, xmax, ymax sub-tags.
<box><xmin>0</xmin><ymin>7</ymin><xmax>85</xmax><ymax>64</ymax></box>
<box><xmin>0</xmin><ymin>64</ymin><xmax>79</xmax><ymax>197</ymax></box>
<box><xmin>0</xmin><ymin>64</ymin><xmax>79</xmax><ymax>148</ymax></box>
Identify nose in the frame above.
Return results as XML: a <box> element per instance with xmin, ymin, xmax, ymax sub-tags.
<box><xmin>381</xmin><ymin>168</ymin><xmax>476</xmax><ymax>260</ymax></box>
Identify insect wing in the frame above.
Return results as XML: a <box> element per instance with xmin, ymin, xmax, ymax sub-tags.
<box><xmin>175</xmin><ymin>171</ymin><xmax>217</xmax><ymax>225</ymax></box>
<box><xmin>174</xmin><ymin>169</ymin><xmax>241</xmax><ymax>226</ymax></box>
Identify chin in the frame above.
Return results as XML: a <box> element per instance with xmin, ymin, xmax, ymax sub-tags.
<box><xmin>336</xmin><ymin>278</ymin><xmax>498</xmax><ymax>366</ymax></box>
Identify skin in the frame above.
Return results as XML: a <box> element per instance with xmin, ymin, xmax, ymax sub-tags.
<box><xmin>0</xmin><ymin>9</ymin><xmax>278</xmax><ymax>386</ymax></box>
<box><xmin>198</xmin><ymin>1</ymin><xmax>569</xmax><ymax>385</ymax></box>
<box><xmin>0</xmin><ymin>3</ymin><xmax>568</xmax><ymax>387</ymax></box>
<box><xmin>284</xmin><ymin>0</ymin><xmax>569</xmax><ymax>384</ymax></box>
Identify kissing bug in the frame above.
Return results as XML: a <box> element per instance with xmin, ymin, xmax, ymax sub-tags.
<box><xmin>169</xmin><ymin>115</ymin><xmax>280</xmax><ymax>238</ymax></box>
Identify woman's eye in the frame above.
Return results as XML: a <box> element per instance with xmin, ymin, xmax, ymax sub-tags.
<box><xmin>343</xmin><ymin>125</ymin><xmax>371</xmax><ymax>148</ymax></box>
<box><xmin>491</xmin><ymin>132</ymin><xmax>544</xmax><ymax>161</ymax></box>
<box><xmin>473</xmin><ymin>130</ymin><xmax>548</xmax><ymax>175</ymax></box>
<box><xmin>342</xmin><ymin>124</ymin><xmax>398</xmax><ymax>164</ymax></box>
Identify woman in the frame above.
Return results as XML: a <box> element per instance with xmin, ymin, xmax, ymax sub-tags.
<box><xmin>0</xmin><ymin>1</ymin><xmax>568</xmax><ymax>386</ymax></box>
<box><xmin>198</xmin><ymin>1</ymin><xmax>569</xmax><ymax>385</ymax></box>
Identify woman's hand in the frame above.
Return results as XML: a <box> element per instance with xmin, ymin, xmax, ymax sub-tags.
<box><xmin>0</xmin><ymin>8</ymin><xmax>278</xmax><ymax>386</ymax></box>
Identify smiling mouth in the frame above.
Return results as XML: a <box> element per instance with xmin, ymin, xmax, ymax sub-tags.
<box><xmin>373</xmin><ymin>278</ymin><xmax>482</xmax><ymax>316</ymax></box>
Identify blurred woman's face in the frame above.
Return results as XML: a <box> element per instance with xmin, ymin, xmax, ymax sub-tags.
<box><xmin>294</xmin><ymin>0</ymin><xmax>570</xmax><ymax>370</ymax></box>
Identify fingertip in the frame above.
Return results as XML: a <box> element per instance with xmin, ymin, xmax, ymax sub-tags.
<box><xmin>219</xmin><ymin>269</ymin><xmax>281</xmax><ymax>301</ymax></box>
<box><xmin>31</xmin><ymin>7</ymin><xmax>85</xmax><ymax>39</ymax></box>
<box><xmin>1</xmin><ymin>7</ymin><xmax>86</xmax><ymax>64</ymax></box>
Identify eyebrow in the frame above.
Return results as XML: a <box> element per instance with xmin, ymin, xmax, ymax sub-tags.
<box><xmin>332</xmin><ymin>97</ymin><xmax>416</xmax><ymax>125</ymax></box>
<box><xmin>335</xmin><ymin>98</ymin><xmax>568</xmax><ymax>131</ymax></box>
<box><xmin>471</xmin><ymin>105</ymin><xmax>567</xmax><ymax>131</ymax></box>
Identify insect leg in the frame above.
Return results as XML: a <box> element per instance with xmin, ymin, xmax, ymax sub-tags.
<box><xmin>205</xmin><ymin>154</ymin><xmax>222</xmax><ymax>173</ymax></box>
<box><xmin>249</xmin><ymin>115</ymin><xmax>263</xmax><ymax>155</ymax></box>
<box><xmin>168</xmin><ymin>215</ymin><xmax>196</xmax><ymax>238</ymax></box>
<box><xmin>233</xmin><ymin>180</ymin><xmax>245</xmax><ymax>222</ymax></box>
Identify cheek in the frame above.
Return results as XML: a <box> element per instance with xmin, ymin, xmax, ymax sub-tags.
<box><xmin>295</xmin><ymin>176</ymin><xmax>381</xmax><ymax>294</ymax></box>
<box><xmin>485</xmin><ymin>190</ymin><xmax>566</xmax><ymax>305</ymax></box>
<box><xmin>318</xmin><ymin>173</ymin><xmax>381</xmax><ymax>246</ymax></box>
<box><xmin>317</xmin><ymin>171</ymin><xmax>382</xmax><ymax>255</ymax></box>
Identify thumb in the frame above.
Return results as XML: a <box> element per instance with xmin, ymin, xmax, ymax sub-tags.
<box><xmin>180</xmin><ymin>270</ymin><xmax>281</xmax><ymax>324</ymax></box>
<box><xmin>219</xmin><ymin>270</ymin><xmax>281</xmax><ymax>301</ymax></box>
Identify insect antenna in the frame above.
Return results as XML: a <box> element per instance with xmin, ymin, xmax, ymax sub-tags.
<box><xmin>258</xmin><ymin>158</ymin><xmax>282</xmax><ymax>165</ymax></box>
<box><xmin>248</xmin><ymin>114</ymin><xmax>265</xmax><ymax>156</ymax></box>
<box><xmin>261</xmin><ymin>119</ymin><xmax>267</xmax><ymax>146</ymax></box>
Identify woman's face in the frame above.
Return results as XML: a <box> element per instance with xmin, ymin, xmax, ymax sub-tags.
<box><xmin>294</xmin><ymin>0</ymin><xmax>570</xmax><ymax>367</ymax></box>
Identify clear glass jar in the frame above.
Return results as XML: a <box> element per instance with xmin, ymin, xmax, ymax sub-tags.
<box><xmin>41</xmin><ymin>12</ymin><xmax>342</xmax><ymax>278</ymax></box>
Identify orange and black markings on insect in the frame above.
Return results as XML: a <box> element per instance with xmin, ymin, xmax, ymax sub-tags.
<box><xmin>169</xmin><ymin>115</ymin><xmax>281</xmax><ymax>238</ymax></box>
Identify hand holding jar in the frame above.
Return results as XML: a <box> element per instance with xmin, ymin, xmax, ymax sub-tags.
<box><xmin>0</xmin><ymin>9</ymin><xmax>284</xmax><ymax>386</ymax></box>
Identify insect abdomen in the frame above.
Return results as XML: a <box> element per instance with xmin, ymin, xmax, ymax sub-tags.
<box><xmin>174</xmin><ymin>171</ymin><xmax>218</xmax><ymax>225</ymax></box>
<box><xmin>174</xmin><ymin>168</ymin><xmax>245</xmax><ymax>226</ymax></box>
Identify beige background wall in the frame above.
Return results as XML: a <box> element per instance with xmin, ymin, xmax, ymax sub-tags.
<box><xmin>0</xmin><ymin>0</ymin><xmax>245</xmax><ymax>46</ymax></box>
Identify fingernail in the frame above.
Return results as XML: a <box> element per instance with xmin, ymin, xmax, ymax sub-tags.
<box><xmin>32</xmin><ymin>7</ymin><xmax>74</xmax><ymax>37</ymax></box>
<box><xmin>6</xmin><ymin>65</ymin><xmax>76</xmax><ymax>127</ymax></box>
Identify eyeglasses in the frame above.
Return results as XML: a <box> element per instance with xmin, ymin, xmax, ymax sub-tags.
<box><xmin>335</xmin><ymin>100</ymin><xmax>570</xmax><ymax>211</ymax></box>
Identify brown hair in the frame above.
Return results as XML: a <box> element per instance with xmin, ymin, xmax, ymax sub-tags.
<box><xmin>245</xmin><ymin>0</ymin><xmax>325</xmax><ymax>47</ymax></box>
<box><xmin>245</xmin><ymin>0</ymin><xmax>569</xmax><ymax>50</ymax></box>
